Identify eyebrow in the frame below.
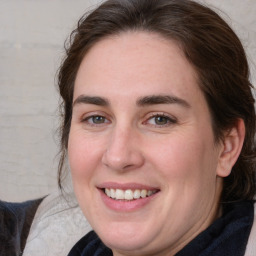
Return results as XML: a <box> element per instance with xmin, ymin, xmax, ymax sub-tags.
<box><xmin>73</xmin><ymin>94</ymin><xmax>190</xmax><ymax>108</ymax></box>
<box><xmin>136</xmin><ymin>95</ymin><xmax>191</xmax><ymax>108</ymax></box>
<box><xmin>73</xmin><ymin>95</ymin><xmax>109</xmax><ymax>107</ymax></box>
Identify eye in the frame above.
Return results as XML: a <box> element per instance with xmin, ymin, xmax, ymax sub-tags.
<box><xmin>90</xmin><ymin>116</ymin><xmax>106</xmax><ymax>124</ymax></box>
<box><xmin>83</xmin><ymin>115</ymin><xmax>110</xmax><ymax>125</ymax></box>
<box><xmin>146</xmin><ymin>114</ymin><xmax>176</xmax><ymax>127</ymax></box>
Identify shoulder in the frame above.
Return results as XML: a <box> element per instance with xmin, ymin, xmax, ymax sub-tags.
<box><xmin>22</xmin><ymin>191</ymin><xmax>92</xmax><ymax>256</ymax></box>
<box><xmin>245</xmin><ymin>201</ymin><xmax>256</xmax><ymax>256</ymax></box>
<box><xmin>0</xmin><ymin>198</ymin><xmax>43</xmax><ymax>256</ymax></box>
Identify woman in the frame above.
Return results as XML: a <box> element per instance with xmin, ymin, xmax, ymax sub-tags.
<box><xmin>1</xmin><ymin>0</ymin><xmax>254</xmax><ymax>255</ymax></box>
<box><xmin>56</xmin><ymin>0</ymin><xmax>256</xmax><ymax>255</ymax></box>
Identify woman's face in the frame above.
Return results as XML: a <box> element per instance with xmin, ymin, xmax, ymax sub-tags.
<box><xmin>68</xmin><ymin>32</ymin><xmax>225</xmax><ymax>256</ymax></box>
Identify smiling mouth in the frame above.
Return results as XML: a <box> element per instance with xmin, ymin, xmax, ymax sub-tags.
<box><xmin>103</xmin><ymin>188</ymin><xmax>159</xmax><ymax>201</ymax></box>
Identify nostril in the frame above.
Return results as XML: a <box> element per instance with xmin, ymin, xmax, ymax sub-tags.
<box><xmin>102</xmin><ymin>143</ymin><xmax>145</xmax><ymax>171</ymax></box>
<box><xmin>123</xmin><ymin>164</ymin><xmax>133</xmax><ymax>169</ymax></box>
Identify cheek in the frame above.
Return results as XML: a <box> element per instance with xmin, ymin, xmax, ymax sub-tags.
<box><xmin>152</xmin><ymin>134</ymin><xmax>220</xmax><ymax>217</ymax></box>
<box><xmin>67</xmin><ymin>131</ymin><xmax>104</xmax><ymax>213</ymax></box>
<box><xmin>146</xmin><ymin>132</ymin><xmax>218</xmax><ymax>185</ymax></box>
<box><xmin>68</xmin><ymin>130</ymin><xmax>104</xmax><ymax>181</ymax></box>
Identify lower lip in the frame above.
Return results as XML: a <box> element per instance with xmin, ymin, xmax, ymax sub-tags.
<box><xmin>99</xmin><ymin>189</ymin><xmax>159</xmax><ymax>212</ymax></box>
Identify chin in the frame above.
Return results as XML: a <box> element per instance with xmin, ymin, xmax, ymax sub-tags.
<box><xmin>95</xmin><ymin>221</ymin><xmax>156</xmax><ymax>253</ymax></box>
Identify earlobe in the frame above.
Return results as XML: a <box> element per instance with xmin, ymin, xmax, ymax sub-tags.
<box><xmin>217</xmin><ymin>119</ymin><xmax>245</xmax><ymax>177</ymax></box>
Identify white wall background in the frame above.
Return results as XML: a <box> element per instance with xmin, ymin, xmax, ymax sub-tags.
<box><xmin>0</xmin><ymin>0</ymin><xmax>255</xmax><ymax>202</ymax></box>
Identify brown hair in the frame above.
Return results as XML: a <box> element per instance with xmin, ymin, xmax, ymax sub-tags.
<box><xmin>57</xmin><ymin>0</ymin><xmax>256</xmax><ymax>202</ymax></box>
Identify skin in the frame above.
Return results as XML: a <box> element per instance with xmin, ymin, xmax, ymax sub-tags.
<box><xmin>68</xmin><ymin>31</ymin><xmax>244</xmax><ymax>256</ymax></box>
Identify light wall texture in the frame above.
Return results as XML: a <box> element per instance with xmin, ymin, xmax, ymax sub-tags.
<box><xmin>0</xmin><ymin>0</ymin><xmax>255</xmax><ymax>202</ymax></box>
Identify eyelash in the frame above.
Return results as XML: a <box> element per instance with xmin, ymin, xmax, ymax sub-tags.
<box><xmin>81</xmin><ymin>113</ymin><xmax>177</xmax><ymax>128</ymax></box>
<box><xmin>82</xmin><ymin>115</ymin><xmax>110</xmax><ymax>126</ymax></box>
<box><xmin>145</xmin><ymin>113</ymin><xmax>177</xmax><ymax>127</ymax></box>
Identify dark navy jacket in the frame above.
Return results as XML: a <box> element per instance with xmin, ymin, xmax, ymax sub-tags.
<box><xmin>0</xmin><ymin>198</ymin><xmax>43</xmax><ymax>256</ymax></box>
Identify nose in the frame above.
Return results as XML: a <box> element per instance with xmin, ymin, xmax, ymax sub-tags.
<box><xmin>102</xmin><ymin>126</ymin><xmax>145</xmax><ymax>171</ymax></box>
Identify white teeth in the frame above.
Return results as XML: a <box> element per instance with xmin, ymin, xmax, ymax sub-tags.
<box><xmin>105</xmin><ymin>188</ymin><xmax>111</xmax><ymax>197</ymax></box>
<box><xmin>124</xmin><ymin>189</ymin><xmax>133</xmax><ymax>200</ymax></box>
<box><xmin>147</xmin><ymin>190</ymin><xmax>153</xmax><ymax>196</ymax></box>
<box><xmin>133</xmin><ymin>189</ymin><xmax>141</xmax><ymax>199</ymax></box>
<box><xmin>110</xmin><ymin>189</ymin><xmax>115</xmax><ymax>198</ymax></box>
<box><xmin>115</xmin><ymin>189</ymin><xmax>125</xmax><ymax>200</ymax></box>
<box><xmin>141</xmin><ymin>189</ymin><xmax>147</xmax><ymax>198</ymax></box>
<box><xmin>104</xmin><ymin>188</ymin><xmax>157</xmax><ymax>200</ymax></box>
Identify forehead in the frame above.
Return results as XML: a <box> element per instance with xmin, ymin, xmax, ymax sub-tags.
<box><xmin>74</xmin><ymin>31</ymin><xmax>202</xmax><ymax>104</ymax></box>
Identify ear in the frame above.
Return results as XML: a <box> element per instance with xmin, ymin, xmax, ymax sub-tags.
<box><xmin>216</xmin><ymin>119</ymin><xmax>245</xmax><ymax>177</ymax></box>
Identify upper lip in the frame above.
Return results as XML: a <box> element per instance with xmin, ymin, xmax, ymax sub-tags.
<box><xmin>97</xmin><ymin>182</ymin><xmax>160</xmax><ymax>191</ymax></box>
